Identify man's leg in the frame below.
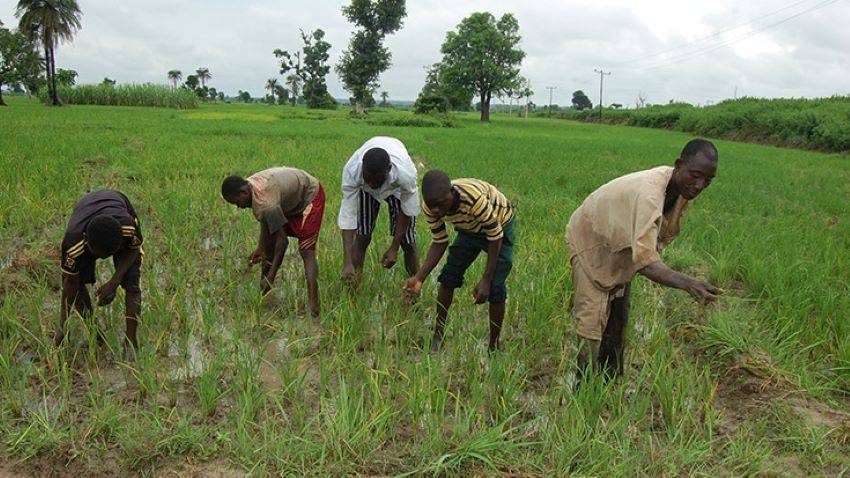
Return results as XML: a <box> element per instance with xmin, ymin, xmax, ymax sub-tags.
<box><xmin>433</xmin><ymin>232</ymin><xmax>479</xmax><ymax>352</ymax></box>
<box><xmin>598</xmin><ymin>281</ymin><xmax>632</xmax><ymax>380</ymax></box>
<box><xmin>570</xmin><ymin>257</ymin><xmax>613</xmax><ymax>382</ymax></box>
<box><xmin>56</xmin><ymin>280</ymin><xmax>94</xmax><ymax>346</ymax></box>
<box><xmin>125</xmin><ymin>291</ymin><xmax>140</xmax><ymax>351</ymax></box>
<box><xmin>487</xmin><ymin>218</ymin><xmax>514</xmax><ymax>352</ymax></box>
<box><xmin>299</xmin><ymin>247</ymin><xmax>320</xmax><ymax>318</ymax></box>
<box><xmin>432</xmin><ymin>284</ymin><xmax>455</xmax><ymax>352</ymax></box>
<box><xmin>488</xmin><ymin>302</ymin><xmax>505</xmax><ymax>352</ymax></box>
<box><xmin>388</xmin><ymin>196</ymin><xmax>420</xmax><ymax>276</ymax></box>
<box><xmin>353</xmin><ymin>190</ymin><xmax>380</xmax><ymax>273</ymax></box>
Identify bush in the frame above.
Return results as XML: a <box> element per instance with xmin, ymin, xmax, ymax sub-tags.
<box><xmin>39</xmin><ymin>84</ymin><xmax>199</xmax><ymax>109</ymax></box>
<box><xmin>546</xmin><ymin>97</ymin><xmax>850</xmax><ymax>153</ymax></box>
<box><xmin>360</xmin><ymin>111</ymin><xmax>459</xmax><ymax>128</ymax></box>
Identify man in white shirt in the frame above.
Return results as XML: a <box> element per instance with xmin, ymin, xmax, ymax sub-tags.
<box><xmin>339</xmin><ymin>136</ymin><xmax>420</xmax><ymax>282</ymax></box>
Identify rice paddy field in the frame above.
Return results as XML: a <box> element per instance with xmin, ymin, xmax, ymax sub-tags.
<box><xmin>1</xmin><ymin>96</ymin><xmax>849</xmax><ymax>476</ymax></box>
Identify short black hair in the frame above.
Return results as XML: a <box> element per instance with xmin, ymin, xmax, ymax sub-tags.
<box><xmin>86</xmin><ymin>215</ymin><xmax>123</xmax><ymax>256</ymax></box>
<box><xmin>221</xmin><ymin>175</ymin><xmax>247</xmax><ymax>198</ymax></box>
<box><xmin>362</xmin><ymin>148</ymin><xmax>391</xmax><ymax>176</ymax></box>
<box><xmin>422</xmin><ymin>169</ymin><xmax>452</xmax><ymax>201</ymax></box>
<box><xmin>680</xmin><ymin>139</ymin><xmax>718</xmax><ymax>163</ymax></box>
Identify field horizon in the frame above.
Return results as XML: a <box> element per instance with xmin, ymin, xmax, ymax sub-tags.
<box><xmin>1</xmin><ymin>97</ymin><xmax>848</xmax><ymax>477</ymax></box>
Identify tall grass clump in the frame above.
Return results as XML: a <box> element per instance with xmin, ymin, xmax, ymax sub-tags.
<box><xmin>39</xmin><ymin>83</ymin><xmax>199</xmax><ymax>109</ymax></box>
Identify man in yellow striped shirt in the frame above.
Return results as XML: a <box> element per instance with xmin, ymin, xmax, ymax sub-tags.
<box><xmin>404</xmin><ymin>170</ymin><xmax>516</xmax><ymax>352</ymax></box>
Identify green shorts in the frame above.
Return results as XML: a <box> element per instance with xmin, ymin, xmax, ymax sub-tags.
<box><xmin>437</xmin><ymin>218</ymin><xmax>516</xmax><ymax>303</ymax></box>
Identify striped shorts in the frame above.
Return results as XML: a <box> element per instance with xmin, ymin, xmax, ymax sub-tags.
<box><xmin>357</xmin><ymin>190</ymin><xmax>416</xmax><ymax>245</ymax></box>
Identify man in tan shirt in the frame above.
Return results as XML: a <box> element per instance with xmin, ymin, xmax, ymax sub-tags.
<box><xmin>222</xmin><ymin>167</ymin><xmax>325</xmax><ymax>318</ymax></box>
<box><xmin>566</xmin><ymin>139</ymin><xmax>722</xmax><ymax>379</ymax></box>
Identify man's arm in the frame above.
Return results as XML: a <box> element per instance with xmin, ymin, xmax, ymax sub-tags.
<box><xmin>404</xmin><ymin>241</ymin><xmax>448</xmax><ymax>293</ymax></box>
<box><xmin>639</xmin><ymin>260</ymin><xmax>722</xmax><ymax>304</ymax></box>
<box><xmin>250</xmin><ymin>223</ymin><xmax>269</xmax><ymax>265</ymax></box>
<box><xmin>97</xmin><ymin>250</ymin><xmax>140</xmax><ymax>305</ymax></box>
<box><xmin>261</xmin><ymin>227</ymin><xmax>288</xmax><ymax>294</ymax></box>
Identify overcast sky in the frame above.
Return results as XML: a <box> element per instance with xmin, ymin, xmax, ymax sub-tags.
<box><xmin>1</xmin><ymin>0</ymin><xmax>848</xmax><ymax>106</ymax></box>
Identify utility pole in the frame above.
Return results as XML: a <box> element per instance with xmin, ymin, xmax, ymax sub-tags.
<box><xmin>594</xmin><ymin>68</ymin><xmax>611</xmax><ymax>121</ymax></box>
<box><xmin>546</xmin><ymin>86</ymin><xmax>556</xmax><ymax>118</ymax></box>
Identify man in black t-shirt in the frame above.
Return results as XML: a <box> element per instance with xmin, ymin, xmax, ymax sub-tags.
<box><xmin>58</xmin><ymin>189</ymin><xmax>144</xmax><ymax>350</ymax></box>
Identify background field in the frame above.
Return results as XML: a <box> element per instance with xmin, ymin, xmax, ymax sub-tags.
<box><xmin>1</xmin><ymin>97</ymin><xmax>848</xmax><ymax>476</ymax></box>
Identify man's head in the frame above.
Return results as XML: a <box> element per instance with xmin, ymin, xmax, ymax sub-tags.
<box><xmin>221</xmin><ymin>175</ymin><xmax>252</xmax><ymax>208</ymax></box>
<box><xmin>422</xmin><ymin>169</ymin><xmax>454</xmax><ymax>218</ymax></box>
<box><xmin>362</xmin><ymin>148</ymin><xmax>392</xmax><ymax>189</ymax></box>
<box><xmin>85</xmin><ymin>215</ymin><xmax>123</xmax><ymax>258</ymax></box>
<box><xmin>673</xmin><ymin>139</ymin><xmax>718</xmax><ymax>200</ymax></box>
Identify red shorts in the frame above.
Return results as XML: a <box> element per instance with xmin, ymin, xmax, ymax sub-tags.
<box><xmin>285</xmin><ymin>185</ymin><xmax>325</xmax><ymax>251</ymax></box>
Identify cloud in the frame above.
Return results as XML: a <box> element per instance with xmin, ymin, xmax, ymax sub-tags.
<box><xmin>1</xmin><ymin>0</ymin><xmax>848</xmax><ymax>104</ymax></box>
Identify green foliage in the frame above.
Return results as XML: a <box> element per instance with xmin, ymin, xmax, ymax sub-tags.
<box><xmin>439</xmin><ymin>12</ymin><xmax>525</xmax><ymax>121</ymax></box>
<box><xmin>167</xmin><ymin>69</ymin><xmax>182</xmax><ymax>89</ymax></box>
<box><xmin>0</xmin><ymin>24</ymin><xmax>41</xmax><ymax>104</ymax></box>
<box><xmin>547</xmin><ymin>97</ymin><xmax>850</xmax><ymax>153</ymax></box>
<box><xmin>55</xmin><ymin>68</ymin><xmax>76</xmax><ymax>86</ymax></box>
<box><xmin>37</xmin><ymin>83</ymin><xmax>199</xmax><ymax>108</ymax></box>
<box><xmin>336</xmin><ymin>0</ymin><xmax>407</xmax><ymax>113</ymax></box>
<box><xmin>413</xmin><ymin>63</ymin><xmax>472</xmax><ymax>114</ymax></box>
<box><xmin>571</xmin><ymin>90</ymin><xmax>592</xmax><ymax>110</ymax></box>
<box><xmin>275</xmin><ymin>29</ymin><xmax>336</xmax><ymax>109</ymax></box>
<box><xmin>100</xmin><ymin>77</ymin><xmax>115</xmax><ymax>86</ymax></box>
<box><xmin>236</xmin><ymin>90</ymin><xmax>252</xmax><ymax>103</ymax></box>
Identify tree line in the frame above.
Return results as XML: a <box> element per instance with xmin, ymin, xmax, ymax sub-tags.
<box><xmin>2</xmin><ymin>0</ymin><xmax>537</xmax><ymax>122</ymax></box>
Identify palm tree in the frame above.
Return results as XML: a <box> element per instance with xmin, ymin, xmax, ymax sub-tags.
<box><xmin>266</xmin><ymin>78</ymin><xmax>278</xmax><ymax>104</ymax></box>
<box><xmin>16</xmin><ymin>0</ymin><xmax>82</xmax><ymax>106</ymax></box>
<box><xmin>380</xmin><ymin>91</ymin><xmax>389</xmax><ymax>106</ymax></box>
<box><xmin>167</xmin><ymin>69</ymin><xmax>182</xmax><ymax>90</ymax></box>
<box><xmin>196</xmin><ymin>67</ymin><xmax>211</xmax><ymax>88</ymax></box>
<box><xmin>285</xmin><ymin>74</ymin><xmax>301</xmax><ymax>106</ymax></box>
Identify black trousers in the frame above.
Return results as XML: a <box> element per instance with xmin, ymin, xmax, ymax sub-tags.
<box><xmin>598</xmin><ymin>280</ymin><xmax>632</xmax><ymax>379</ymax></box>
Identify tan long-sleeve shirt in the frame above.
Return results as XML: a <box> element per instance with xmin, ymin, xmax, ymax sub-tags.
<box><xmin>566</xmin><ymin>166</ymin><xmax>689</xmax><ymax>290</ymax></box>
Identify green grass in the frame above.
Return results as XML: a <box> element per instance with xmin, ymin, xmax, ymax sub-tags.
<box><xmin>1</xmin><ymin>97</ymin><xmax>848</xmax><ymax>476</ymax></box>
<box><xmin>39</xmin><ymin>83</ymin><xmax>199</xmax><ymax>109</ymax></box>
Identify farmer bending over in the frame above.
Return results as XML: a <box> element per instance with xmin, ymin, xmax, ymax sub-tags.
<box><xmin>566</xmin><ymin>139</ymin><xmax>722</xmax><ymax>379</ymax></box>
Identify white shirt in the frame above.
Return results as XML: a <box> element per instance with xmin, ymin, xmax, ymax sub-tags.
<box><xmin>338</xmin><ymin>136</ymin><xmax>420</xmax><ymax>230</ymax></box>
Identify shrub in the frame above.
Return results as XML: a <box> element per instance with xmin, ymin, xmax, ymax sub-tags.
<box><xmin>40</xmin><ymin>84</ymin><xmax>199</xmax><ymax>109</ymax></box>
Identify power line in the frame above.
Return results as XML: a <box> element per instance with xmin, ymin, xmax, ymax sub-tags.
<box><xmin>634</xmin><ymin>0</ymin><xmax>841</xmax><ymax>71</ymax></box>
<box><xmin>614</xmin><ymin>0</ymin><xmax>817</xmax><ymax>67</ymax></box>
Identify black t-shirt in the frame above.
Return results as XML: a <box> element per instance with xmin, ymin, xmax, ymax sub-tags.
<box><xmin>60</xmin><ymin>190</ymin><xmax>144</xmax><ymax>275</ymax></box>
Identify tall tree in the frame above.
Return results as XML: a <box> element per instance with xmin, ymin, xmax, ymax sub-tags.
<box><xmin>336</xmin><ymin>0</ymin><xmax>406</xmax><ymax>115</ymax></box>
<box><xmin>274</xmin><ymin>29</ymin><xmax>335</xmax><ymax>109</ymax></box>
<box><xmin>379</xmin><ymin>90</ymin><xmax>389</xmax><ymax>106</ymax></box>
<box><xmin>167</xmin><ymin>69</ymin><xmax>182</xmax><ymax>89</ymax></box>
<box><xmin>16</xmin><ymin>0</ymin><xmax>82</xmax><ymax>106</ymax></box>
<box><xmin>571</xmin><ymin>90</ymin><xmax>592</xmax><ymax>110</ymax></box>
<box><xmin>439</xmin><ymin>12</ymin><xmax>524</xmax><ymax>122</ymax></box>
<box><xmin>265</xmin><ymin>77</ymin><xmax>278</xmax><ymax>103</ymax></box>
<box><xmin>183</xmin><ymin>74</ymin><xmax>199</xmax><ymax>91</ymax></box>
<box><xmin>285</xmin><ymin>73</ymin><xmax>301</xmax><ymax>106</ymax></box>
<box><xmin>0</xmin><ymin>23</ymin><xmax>41</xmax><ymax>106</ymax></box>
<box><xmin>196</xmin><ymin>67</ymin><xmax>211</xmax><ymax>88</ymax></box>
<box><xmin>274</xmin><ymin>84</ymin><xmax>289</xmax><ymax>105</ymax></box>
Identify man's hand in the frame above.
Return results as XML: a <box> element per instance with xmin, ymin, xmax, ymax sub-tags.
<box><xmin>381</xmin><ymin>247</ymin><xmax>398</xmax><ymax>269</ymax></box>
<box><xmin>684</xmin><ymin>278</ymin><xmax>723</xmax><ymax>305</ymax></box>
<box><xmin>472</xmin><ymin>278</ymin><xmax>491</xmax><ymax>305</ymax></box>
<box><xmin>248</xmin><ymin>248</ymin><xmax>265</xmax><ymax>266</ymax></box>
<box><xmin>403</xmin><ymin>277</ymin><xmax>423</xmax><ymax>295</ymax></box>
<box><xmin>96</xmin><ymin>280</ymin><xmax>119</xmax><ymax>306</ymax></box>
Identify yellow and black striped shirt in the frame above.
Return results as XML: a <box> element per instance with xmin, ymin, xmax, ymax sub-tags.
<box><xmin>424</xmin><ymin>178</ymin><xmax>514</xmax><ymax>244</ymax></box>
